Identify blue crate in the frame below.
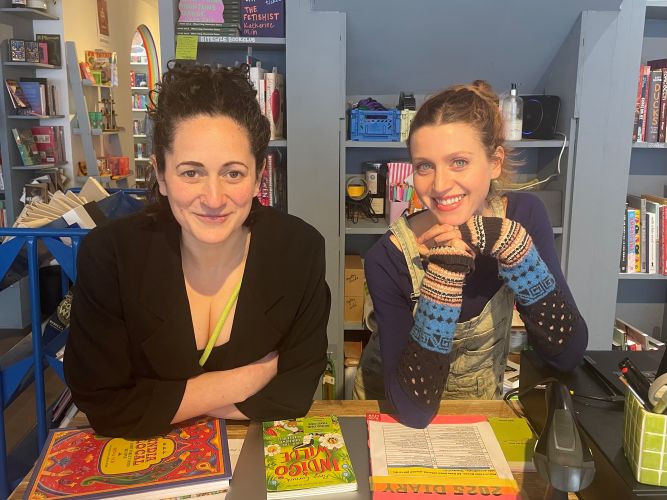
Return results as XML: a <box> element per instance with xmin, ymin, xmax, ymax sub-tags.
<box><xmin>349</xmin><ymin>108</ymin><xmax>401</xmax><ymax>142</ymax></box>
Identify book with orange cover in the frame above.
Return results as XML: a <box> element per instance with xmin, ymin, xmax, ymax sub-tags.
<box><xmin>366</xmin><ymin>413</ymin><xmax>519</xmax><ymax>499</ymax></box>
<box><xmin>23</xmin><ymin>417</ymin><xmax>231</xmax><ymax>499</ymax></box>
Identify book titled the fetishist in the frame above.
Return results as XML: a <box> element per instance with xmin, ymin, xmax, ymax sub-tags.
<box><xmin>23</xmin><ymin>417</ymin><xmax>232</xmax><ymax>499</ymax></box>
<box><xmin>262</xmin><ymin>415</ymin><xmax>357</xmax><ymax>498</ymax></box>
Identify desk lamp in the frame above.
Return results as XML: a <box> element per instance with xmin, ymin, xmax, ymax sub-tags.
<box><xmin>533</xmin><ymin>381</ymin><xmax>595</xmax><ymax>499</ymax></box>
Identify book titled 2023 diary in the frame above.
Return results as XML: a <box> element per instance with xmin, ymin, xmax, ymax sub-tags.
<box><xmin>23</xmin><ymin>417</ymin><xmax>231</xmax><ymax>500</ymax></box>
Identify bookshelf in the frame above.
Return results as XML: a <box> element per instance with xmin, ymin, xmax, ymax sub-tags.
<box><xmin>156</xmin><ymin>0</ymin><xmax>643</xmax><ymax>388</ymax></box>
<box><xmin>615</xmin><ymin>0</ymin><xmax>667</xmax><ymax>341</ymax></box>
<box><xmin>0</xmin><ymin>6</ymin><xmax>67</xmax><ymax>227</ymax></box>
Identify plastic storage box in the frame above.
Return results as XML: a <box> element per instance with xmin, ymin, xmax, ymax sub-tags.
<box><xmin>349</xmin><ymin>108</ymin><xmax>401</xmax><ymax>142</ymax></box>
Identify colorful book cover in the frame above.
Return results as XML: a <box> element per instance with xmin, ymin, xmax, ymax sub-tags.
<box><xmin>31</xmin><ymin>126</ymin><xmax>57</xmax><ymax>163</ymax></box>
<box><xmin>241</xmin><ymin>0</ymin><xmax>285</xmax><ymax>37</ymax></box>
<box><xmin>36</xmin><ymin>34</ymin><xmax>62</xmax><ymax>67</ymax></box>
<box><xmin>262</xmin><ymin>415</ymin><xmax>357</xmax><ymax>497</ymax></box>
<box><xmin>9</xmin><ymin>39</ymin><xmax>25</xmax><ymax>62</ymax></box>
<box><xmin>23</xmin><ymin>417</ymin><xmax>232</xmax><ymax>499</ymax></box>
<box><xmin>12</xmin><ymin>128</ymin><xmax>41</xmax><ymax>166</ymax></box>
<box><xmin>84</xmin><ymin>49</ymin><xmax>116</xmax><ymax>86</ymax></box>
<box><xmin>5</xmin><ymin>79</ymin><xmax>31</xmax><ymax>110</ymax></box>
<box><xmin>25</xmin><ymin>41</ymin><xmax>40</xmax><ymax>64</ymax></box>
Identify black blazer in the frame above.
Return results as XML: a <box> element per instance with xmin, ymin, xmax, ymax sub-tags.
<box><xmin>64</xmin><ymin>203</ymin><xmax>330</xmax><ymax>438</ymax></box>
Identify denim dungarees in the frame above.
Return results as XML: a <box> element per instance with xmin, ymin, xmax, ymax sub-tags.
<box><xmin>353</xmin><ymin>197</ymin><xmax>514</xmax><ymax>400</ymax></box>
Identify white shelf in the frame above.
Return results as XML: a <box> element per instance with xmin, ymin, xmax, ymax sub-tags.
<box><xmin>131</xmin><ymin>87</ymin><xmax>149</xmax><ymax>91</ymax></box>
<box><xmin>646</xmin><ymin>1</ymin><xmax>667</xmax><ymax>19</ymax></box>
<box><xmin>618</xmin><ymin>273</ymin><xmax>667</xmax><ymax>280</ymax></box>
<box><xmin>632</xmin><ymin>142</ymin><xmax>667</xmax><ymax>149</ymax></box>
<box><xmin>197</xmin><ymin>36</ymin><xmax>286</xmax><ymax>48</ymax></box>
<box><xmin>133</xmin><ymin>134</ymin><xmax>147</xmax><ymax>138</ymax></box>
<box><xmin>346</xmin><ymin>219</ymin><xmax>389</xmax><ymax>234</ymax></box>
<box><xmin>12</xmin><ymin>161</ymin><xmax>67</xmax><ymax>171</ymax></box>
<box><xmin>132</xmin><ymin>108</ymin><xmax>147</xmax><ymax>112</ymax></box>
<box><xmin>130</xmin><ymin>62</ymin><xmax>148</xmax><ymax>66</ymax></box>
<box><xmin>4</xmin><ymin>61</ymin><xmax>60</xmax><ymax>69</ymax></box>
<box><xmin>72</xmin><ymin>128</ymin><xmax>124</xmax><ymax>136</ymax></box>
<box><xmin>8</xmin><ymin>114</ymin><xmax>64</xmax><ymax>120</ymax></box>
<box><xmin>345</xmin><ymin>139</ymin><xmax>568</xmax><ymax>149</ymax></box>
<box><xmin>0</xmin><ymin>7</ymin><xmax>59</xmax><ymax>20</ymax></box>
<box><xmin>134</xmin><ymin>157</ymin><xmax>151</xmax><ymax>161</ymax></box>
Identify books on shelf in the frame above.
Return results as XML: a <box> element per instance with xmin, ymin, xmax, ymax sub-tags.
<box><xmin>257</xmin><ymin>150</ymin><xmax>286</xmax><ymax>211</ymax></box>
<box><xmin>11</xmin><ymin>126</ymin><xmax>65</xmax><ymax>166</ymax></box>
<box><xmin>613</xmin><ymin>317</ymin><xmax>665</xmax><ymax>351</ymax></box>
<box><xmin>241</xmin><ymin>0</ymin><xmax>285</xmax><ymax>37</ymax></box>
<box><xmin>84</xmin><ymin>49</ymin><xmax>117</xmax><ymax>86</ymax></box>
<box><xmin>620</xmin><ymin>193</ymin><xmax>667</xmax><ymax>274</ymax></box>
<box><xmin>262</xmin><ymin>415</ymin><xmax>357</xmax><ymax>498</ymax></box>
<box><xmin>366</xmin><ymin>412</ymin><xmax>519</xmax><ymax>499</ymax></box>
<box><xmin>176</xmin><ymin>0</ymin><xmax>241</xmax><ymax>36</ymax></box>
<box><xmin>24</xmin><ymin>417</ymin><xmax>232</xmax><ymax>500</ymax></box>
<box><xmin>35</xmin><ymin>33</ymin><xmax>62</xmax><ymax>67</ymax></box>
<box><xmin>5</xmin><ymin>78</ymin><xmax>59</xmax><ymax>116</ymax></box>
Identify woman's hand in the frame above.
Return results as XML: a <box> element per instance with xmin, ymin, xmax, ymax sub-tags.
<box><xmin>416</xmin><ymin>223</ymin><xmax>474</xmax><ymax>258</ymax></box>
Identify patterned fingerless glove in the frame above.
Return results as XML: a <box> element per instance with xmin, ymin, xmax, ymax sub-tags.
<box><xmin>459</xmin><ymin>216</ymin><xmax>577</xmax><ymax>355</ymax></box>
<box><xmin>397</xmin><ymin>246</ymin><xmax>474</xmax><ymax>413</ymax></box>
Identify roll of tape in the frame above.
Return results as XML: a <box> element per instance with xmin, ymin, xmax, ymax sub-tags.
<box><xmin>346</xmin><ymin>176</ymin><xmax>368</xmax><ymax>200</ymax></box>
<box><xmin>648</xmin><ymin>372</ymin><xmax>667</xmax><ymax>405</ymax></box>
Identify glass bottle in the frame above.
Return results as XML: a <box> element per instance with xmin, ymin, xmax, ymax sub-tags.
<box><xmin>500</xmin><ymin>83</ymin><xmax>523</xmax><ymax>141</ymax></box>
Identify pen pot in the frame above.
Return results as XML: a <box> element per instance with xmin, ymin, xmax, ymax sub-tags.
<box><xmin>623</xmin><ymin>390</ymin><xmax>667</xmax><ymax>485</ymax></box>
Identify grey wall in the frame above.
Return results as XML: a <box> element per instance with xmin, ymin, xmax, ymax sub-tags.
<box><xmin>315</xmin><ymin>0</ymin><xmax>621</xmax><ymax>96</ymax></box>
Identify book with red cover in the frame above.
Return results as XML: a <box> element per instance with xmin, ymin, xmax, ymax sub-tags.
<box><xmin>23</xmin><ymin>417</ymin><xmax>231</xmax><ymax>499</ymax></box>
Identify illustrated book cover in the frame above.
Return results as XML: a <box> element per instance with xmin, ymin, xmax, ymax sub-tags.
<box><xmin>262</xmin><ymin>415</ymin><xmax>357</xmax><ymax>498</ymax></box>
<box><xmin>23</xmin><ymin>417</ymin><xmax>232</xmax><ymax>499</ymax></box>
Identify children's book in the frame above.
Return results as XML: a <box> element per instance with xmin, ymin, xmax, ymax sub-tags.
<box><xmin>262</xmin><ymin>415</ymin><xmax>357</xmax><ymax>498</ymax></box>
<box><xmin>366</xmin><ymin>413</ymin><xmax>519</xmax><ymax>499</ymax></box>
<box><xmin>23</xmin><ymin>417</ymin><xmax>232</xmax><ymax>499</ymax></box>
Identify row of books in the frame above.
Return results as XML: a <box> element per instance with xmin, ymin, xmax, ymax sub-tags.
<box><xmin>633</xmin><ymin>59</ymin><xmax>667</xmax><ymax>143</ymax></box>
<box><xmin>619</xmin><ymin>193</ymin><xmax>667</xmax><ymax>274</ymax></box>
<box><xmin>5</xmin><ymin>78</ymin><xmax>60</xmax><ymax>116</ymax></box>
<box><xmin>24</xmin><ymin>411</ymin><xmax>529</xmax><ymax>499</ymax></box>
<box><xmin>132</xmin><ymin>93</ymin><xmax>149</xmax><ymax>110</ymax></box>
<box><xmin>12</xmin><ymin>126</ymin><xmax>65</xmax><ymax>167</ymax></box>
<box><xmin>129</xmin><ymin>70</ymin><xmax>148</xmax><ymax>88</ymax></box>
<box><xmin>257</xmin><ymin>150</ymin><xmax>286</xmax><ymax>211</ymax></box>
<box><xmin>248</xmin><ymin>63</ymin><xmax>285</xmax><ymax>139</ymax></box>
<box><xmin>8</xmin><ymin>34</ymin><xmax>61</xmax><ymax>66</ymax></box>
<box><xmin>79</xmin><ymin>49</ymin><xmax>118</xmax><ymax>87</ymax></box>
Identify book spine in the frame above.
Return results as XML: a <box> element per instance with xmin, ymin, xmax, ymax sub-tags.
<box><xmin>662</xmin><ymin>205</ymin><xmax>667</xmax><ymax>274</ymax></box>
<box><xmin>639</xmin><ymin>67</ymin><xmax>650</xmax><ymax>141</ymax></box>
<box><xmin>621</xmin><ymin>205</ymin><xmax>628</xmax><ymax>273</ymax></box>
<box><xmin>634</xmin><ymin>66</ymin><xmax>644</xmax><ymax>141</ymax></box>
<box><xmin>628</xmin><ymin>208</ymin><xmax>636</xmax><ymax>273</ymax></box>
<box><xmin>635</xmin><ymin>209</ymin><xmax>641</xmax><ymax>272</ymax></box>
<box><xmin>648</xmin><ymin>212</ymin><xmax>657</xmax><ymax>273</ymax></box>
<box><xmin>646</xmin><ymin>69</ymin><xmax>662</xmax><ymax>143</ymax></box>
<box><xmin>660</xmin><ymin>68</ymin><xmax>667</xmax><ymax>142</ymax></box>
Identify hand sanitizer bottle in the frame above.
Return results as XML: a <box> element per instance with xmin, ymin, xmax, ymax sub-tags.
<box><xmin>501</xmin><ymin>83</ymin><xmax>523</xmax><ymax>141</ymax></box>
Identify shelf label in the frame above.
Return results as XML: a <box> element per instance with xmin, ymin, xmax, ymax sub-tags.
<box><xmin>175</xmin><ymin>35</ymin><xmax>198</xmax><ymax>60</ymax></box>
<box><xmin>198</xmin><ymin>36</ymin><xmax>258</xmax><ymax>43</ymax></box>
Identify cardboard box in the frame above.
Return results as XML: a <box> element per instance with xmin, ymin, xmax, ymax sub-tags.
<box><xmin>344</xmin><ymin>295</ymin><xmax>364</xmax><ymax>323</ymax></box>
<box><xmin>344</xmin><ymin>255</ymin><xmax>364</xmax><ymax>297</ymax></box>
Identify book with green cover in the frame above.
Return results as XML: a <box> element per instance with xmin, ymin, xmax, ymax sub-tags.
<box><xmin>262</xmin><ymin>415</ymin><xmax>357</xmax><ymax>498</ymax></box>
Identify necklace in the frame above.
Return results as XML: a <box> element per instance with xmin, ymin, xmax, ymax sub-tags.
<box><xmin>198</xmin><ymin>280</ymin><xmax>242</xmax><ymax>366</ymax></box>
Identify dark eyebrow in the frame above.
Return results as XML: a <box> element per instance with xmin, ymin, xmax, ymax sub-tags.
<box><xmin>175</xmin><ymin>161</ymin><xmax>251</xmax><ymax>169</ymax></box>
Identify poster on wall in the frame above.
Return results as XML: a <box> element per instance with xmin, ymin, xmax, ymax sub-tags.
<box><xmin>97</xmin><ymin>0</ymin><xmax>110</xmax><ymax>43</ymax></box>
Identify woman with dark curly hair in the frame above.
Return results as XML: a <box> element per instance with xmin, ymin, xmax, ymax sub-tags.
<box><xmin>64</xmin><ymin>63</ymin><xmax>330</xmax><ymax>438</ymax></box>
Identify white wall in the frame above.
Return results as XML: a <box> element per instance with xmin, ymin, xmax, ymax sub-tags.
<box><xmin>63</xmin><ymin>0</ymin><xmax>160</xmax><ymax>180</ymax></box>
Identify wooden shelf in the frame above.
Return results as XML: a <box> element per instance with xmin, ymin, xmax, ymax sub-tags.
<box><xmin>345</xmin><ymin>139</ymin><xmax>567</xmax><ymax>149</ymax></box>
<box><xmin>7</xmin><ymin>114</ymin><xmax>64</xmax><ymax>120</ymax></box>
<box><xmin>197</xmin><ymin>36</ymin><xmax>286</xmax><ymax>49</ymax></box>
<box><xmin>4</xmin><ymin>61</ymin><xmax>60</xmax><ymax>69</ymax></box>
<box><xmin>0</xmin><ymin>7</ymin><xmax>59</xmax><ymax>20</ymax></box>
<box><xmin>618</xmin><ymin>273</ymin><xmax>667</xmax><ymax>280</ymax></box>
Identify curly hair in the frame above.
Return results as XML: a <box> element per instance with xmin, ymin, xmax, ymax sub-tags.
<box><xmin>145</xmin><ymin>61</ymin><xmax>271</xmax><ymax>209</ymax></box>
<box><xmin>406</xmin><ymin>80</ymin><xmax>519</xmax><ymax>192</ymax></box>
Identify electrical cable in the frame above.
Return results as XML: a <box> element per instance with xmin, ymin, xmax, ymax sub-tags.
<box><xmin>502</xmin><ymin>132</ymin><xmax>567</xmax><ymax>192</ymax></box>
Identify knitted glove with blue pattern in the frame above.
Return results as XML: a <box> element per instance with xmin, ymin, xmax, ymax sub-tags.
<box><xmin>459</xmin><ymin>216</ymin><xmax>577</xmax><ymax>355</ymax></box>
<box><xmin>397</xmin><ymin>246</ymin><xmax>474</xmax><ymax>413</ymax></box>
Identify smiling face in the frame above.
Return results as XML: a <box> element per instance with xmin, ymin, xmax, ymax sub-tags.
<box><xmin>410</xmin><ymin>121</ymin><xmax>503</xmax><ymax>226</ymax></box>
<box><xmin>156</xmin><ymin>114</ymin><xmax>261</xmax><ymax>248</ymax></box>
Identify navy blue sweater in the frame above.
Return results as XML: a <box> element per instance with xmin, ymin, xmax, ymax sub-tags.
<box><xmin>363</xmin><ymin>192</ymin><xmax>588</xmax><ymax>428</ymax></box>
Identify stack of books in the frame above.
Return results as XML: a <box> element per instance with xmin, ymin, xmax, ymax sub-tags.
<box><xmin>176</xmin><ymin>0</ymin><xmax>242</xmax><ymax>37</ymax></box>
